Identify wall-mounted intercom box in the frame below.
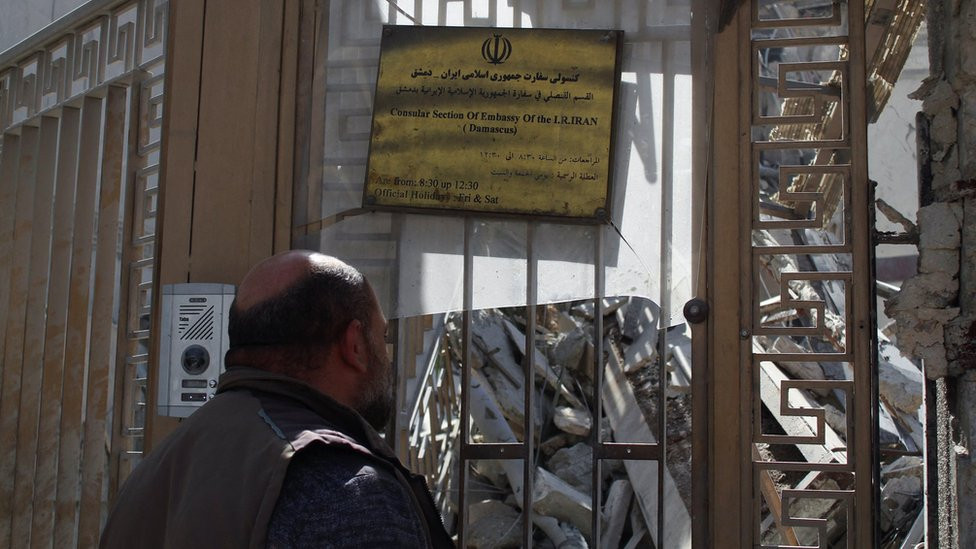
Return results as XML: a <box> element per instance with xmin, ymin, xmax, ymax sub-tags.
<box><xmin>157</xmin><ymin>283</ymin><xmax>236</xmax><ymax>418</ymax></box>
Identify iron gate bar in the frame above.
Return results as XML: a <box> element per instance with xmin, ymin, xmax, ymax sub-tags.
<box><xmin>689</xmin><ymin>0</ymin><xmax>711</xmax><ymax>546</ymax></box>
<box><xmin>462</xmin><ymin>443</ymin><xmax>526</xmax><ymax>460</ymax></box>
<box><xmin>657</xmin><ymin>36</ymin><xmax>677</xmax><ymax>549</ymax></box>
<box><xmin>597</xmin><ymin>443</ymin><xmax>660</xmax><ymax>461</ymax></box>
<box><xmin>523</xmin><ymin>221</ymin><xmax>536</xmax><ymax>549</ymax></box>
<box><xmin>738</xmin><ymin>0</ymin><xmax>876</xmax><ymax>546</ymax></box>
<box><xmin>590</xmin><ymin>224</ymin><xmax>605</xmax><ymax>547</ymax></box>
<box><xmin>848</xmin><ymin>0</ymin><xmax>878</xmax><ymax>543</ymax></box>
<box><xmin>458</xmin><ymin>216</ymin><xmax>473</xmax><ymax>549</ymax></box>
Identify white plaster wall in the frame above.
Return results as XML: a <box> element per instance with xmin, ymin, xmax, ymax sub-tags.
<box><xmin>869</xmin><ymin>25</ymin><xmax>928</xmax><ymax>257</ymax></box>
<box><xmin>0</xmin><ymin>0</ymin><xmax>90</xmax><ymax>54</ymax></box>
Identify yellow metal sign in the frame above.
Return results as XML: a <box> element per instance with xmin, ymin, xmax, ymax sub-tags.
<box><xmin>364</xmin><ymin>25</ymin><xmax>622</xmax><ymax>222</ymax></box>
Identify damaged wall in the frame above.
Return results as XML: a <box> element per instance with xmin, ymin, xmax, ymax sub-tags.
<box><xmin>886</xmin><ymin>0</ymin><xmax>976</xmax><ymax>545</ymax></box>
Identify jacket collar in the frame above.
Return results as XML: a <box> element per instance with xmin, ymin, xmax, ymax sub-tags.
<box><xmin>216</xmin><ymin>366</ymin><xmax>397</xmax><ymax>462</ymax></box>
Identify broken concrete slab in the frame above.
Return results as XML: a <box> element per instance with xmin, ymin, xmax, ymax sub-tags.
<box><xmin>500</xmin><ymin>316</ymin><xmax>585</xmax><ymax>409</ymax></box>
<box><xmin>548</xmin><ymin>442</ymin><xmax>596</xmax><ymax>495</ymax></box>
<box><xmin>878</xmin><ymin>339</ymin><xmax>924</xmax><ymax>415</ymax></box>
<box><xmin>917</xmin><ymin>201</ymin><xmax>963</xmax><ymax>249</ymax></box>
<box><xmin>466</xmin><ymin>500</ymin><xmax>522</xmax><ymax>549</ymax></box>
<box><xmin>554</xmin><ymin>406</ymin><xmax>593</xmax><ymax>437</ymax></box>
<box><xmin>603</xmin><ymin>341</ymin><xmax>692</xmax><ymax>548</ymax></box>
<box><xmin>602</xmin><ymin>480</ymin><xmax>634</xmax><ymax>549</ymax></box>
<box><xmin>533</xmin><ymin>467</ymin><xmax>593</xmax><ymax>539</ymax></box>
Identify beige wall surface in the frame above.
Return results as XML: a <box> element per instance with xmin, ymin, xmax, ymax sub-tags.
<box><xmin>0</xmin><ymin>0</ymin><xmax>88</xmax><ymax>53</ymax></box>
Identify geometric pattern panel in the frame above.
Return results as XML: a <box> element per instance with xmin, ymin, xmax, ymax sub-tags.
<box><xmin>747</xmin><ymin>1</ymin><xmax>871</xmax><ymax>547</ymax></box>
<box><xmin>0</xmin><ymin>2</ymin><xmax>167</xmax><ymax>547</ymax></box>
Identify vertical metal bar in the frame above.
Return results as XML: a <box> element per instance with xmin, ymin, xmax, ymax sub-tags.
<box><xmin>737</xmin><ymin>3</ymin><xmax>754</xmax><ymax>545</ymax></box>
<box><xmin>458</xmin><ymin>217</ymin><xmax>474</xmax><ymax>548</ymax></box>
<box><xmin>0</xmin><ymin>133</ymin><xmax>21</xmax><ymax>394</ymax></box>
<box><xmin>291</xmin><ymin>0</ymin><xmax>324</xmax><ymax>248</ymax></box>
<box><xmin>0</xmin><ymin>124</ymin><xmax>39</xmax><ymax>549</ymax></box>
<box><xmin>591</xmin><ymin>226</ymin><xmax>605</xmax><ymax>547</ymax></box>
<box><xmin>657</xmin><ymin>37</ymin><xmax>677</xmax><ymax>547</ymax></box>
<box><xmin>925</xmin><ymin>377</ymin><xmax>941</xmax><ymax>547</ymax></box>
<box><xmin>31</xmin><ymin>107</ymin><xmax>80</xmax><ymax>547</ymax></box>
<box><xmin>108</xmin><ymin>83</ymin><xmax>142</xmax><ymax>513</ymax></box>
<box><xmin>708</xmin><ymin>3</ymin><xmax>747</xmax><ymax>543</ymax></box>
<box><xmin>11</xmin><ymin>115</ymin><xmax>58</xmax><ymax>548</ymax></box>
<box><xmin>54</xmin><ymin>95</ymin><xmax>103</xmax><ymax>549</ymax></box>
<box><xmin>868</xmin><ymin>164</ymin><xmax>882</xmax><ymax>547</ymax></box>
<box><xmin>847</xmin><ymin>0</ymin><xmax>875</xmax><ymax>545</ymax></box>
<box><xmin>690</xmin><ymin>0</ymin><xmax>712</xmax><ymax>545</ymax></box>
<box><xmin>523</xmin><ymin>221</ymin><xmax>537</xmax><ymax>548</ymax></box>
<box><xmin>78</xmin><ymin>85</ymin><xmax>129</xmax><ymax>547</ymax></box>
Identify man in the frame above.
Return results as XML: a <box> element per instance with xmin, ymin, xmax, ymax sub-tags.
<box><xmin>100</xmin><ymin>251</ymin><xmax>454</xmax><ymax>548</ymax></box>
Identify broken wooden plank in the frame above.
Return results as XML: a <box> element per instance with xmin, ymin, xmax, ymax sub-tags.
<box><xmin>753</xmin><ymin>445</ymin><xmax>801</xmax><ymax>546</ymax></box>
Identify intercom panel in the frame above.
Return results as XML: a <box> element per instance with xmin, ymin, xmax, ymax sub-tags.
<box><xmin>157</xmin><ymin>283</ymin><xmax>235</xmax><ymax>418</ymax></box>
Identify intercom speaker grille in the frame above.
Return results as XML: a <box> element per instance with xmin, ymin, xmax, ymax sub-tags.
<box><xmin>178</xmin><ymin>305</ymin><xmax>215</xmax><ymax>341</ymax></box>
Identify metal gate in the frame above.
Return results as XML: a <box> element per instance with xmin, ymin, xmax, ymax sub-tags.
<box><xmin>0</xmin><ymin>1</ymin><xmax>166</xmax><ymax>546</ymax></box>
<box><xmin>380</xmin><ymin>0</ymin><xmax>885</xmax><ymax>547</ymax></box>
<box><xmin>708</xmin><ymin>0</ymin><xmax>879</xmax><ymax>546</ymax></box>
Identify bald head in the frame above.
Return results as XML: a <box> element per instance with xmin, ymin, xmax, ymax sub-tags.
<box><xmin>226</xmin><ymin>250</ymin><xmax>378</xmax><ymax>376</ymax></box>
<box><xmin>235</xmin><ymin>250</ymin><xmax>349</xmax><ymax>311</ymax></box>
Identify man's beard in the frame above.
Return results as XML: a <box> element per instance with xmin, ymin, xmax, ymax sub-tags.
<box><xmin>356</xmin><ymin>341</ymin><xmax>395</xmax><ymax>431</ymax></box>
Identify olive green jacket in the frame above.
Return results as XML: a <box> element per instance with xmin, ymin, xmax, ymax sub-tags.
<box><xmin>99</xmin><ymin>367</ymin><xmax>453</xmax><ymax>548</ymax></box>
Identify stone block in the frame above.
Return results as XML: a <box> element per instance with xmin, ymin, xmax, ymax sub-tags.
<box><xmin>931</xmin><ymin>108</ymin><xmax>958</xmax><ymax>147</ymax></box>
<box><xmin>881</xmin><ymin>475</ymin><xmax>923</xmax><ymax>533</ymax></box>
<box><xmin>885</xmin><ymin>274</ymin><xmax>957</xmax><ymax>313</ymax></box>
<box><xmin>891</xmin><ymin>311</ymin><xmax>947</xmax><ymax>351</ymax></box>
<box><xmin>823</xmin><ymin>402</ymin><xmax>848</xmax><ymax>439</ymax></box>
<box><xmin>918</xmin><ymin>202</ymin><xmax>964</xmax><ymax>250</ymax></box>
<box><xmin>466</xmin><ymin>499</ymin><xmax>522</xmax><ymax>549</ymax></box>
<box><xmin>548</xmin><ymin>442</ymin><xmax>597</xmax><ymax>496</ymax></box>
<box><xmin>532</xmin><ymin>467</ymin><xmax>593</xmax><ymax>539</ymax></box>
<box><xmin>553</xmin><ymin>406</ymin><xmax>592</xmax><ymax>436</ymax></box>
<box><xmin>552</xmin><ymin>326</ymin><xmax>588</xmax><ymax>376</ymax></box>
<box><xmin>918</xmin><ymin>344</ymin><xmax>950</xmax><ymax>379</ymax></box>
<box><xmin>920</xmin><ymin>79</ymin><xmax>959</xmax><ymax>115</ymax></box>
<box><xmin>946</xmin><ymin>315</ymin><xmax>976</xmax><ymax>370</ymax></box>
<box><xmin>878</xmin><ymin>355</ymin><xmax>924</xmax><ymax>415</ymax></box>
<box><xmin>919</xmin><ymin>248</ymin><xmax>960</xmax><ymax>275</ymax></box>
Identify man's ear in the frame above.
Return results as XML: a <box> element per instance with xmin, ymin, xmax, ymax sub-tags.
<box><xmin>338</xmin><ymin>319</ymin><xmax>369</xmax><ymax>373</ymax></box>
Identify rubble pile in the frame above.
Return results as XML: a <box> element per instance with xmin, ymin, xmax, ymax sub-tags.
<box><xmin>442</xmin><ymin>301</ymin><xmax>694</xmax><ymax>549</ymax></box>
<box><xmin>427</xmin><ymin>279</ymin><xmax>923</xmax><ymax>547</ymax></box>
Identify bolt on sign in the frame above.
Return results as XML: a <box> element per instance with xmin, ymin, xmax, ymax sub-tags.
<box><xmin>364</xmin><ymin>25</ymin><xmax>623</xmax><ymax>222</ymax></box>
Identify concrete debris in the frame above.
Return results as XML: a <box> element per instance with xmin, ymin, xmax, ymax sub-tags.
<box><xmin>466</xmin><ymin>500</ymin><xmax>522</xmax><ymax>549</ymax></box>
<box><xmin>601</xmin><ymin>480</ymin><xmax>633</xmax><ymax>549</ymax></box>
<box><xmin>917</xmin><ymin>202</ymin><xmax>964</xmax><ymax>250</ymax></box>
<box><xmin>549</xmin><ymin>443</ymin><xmax>598</xmax><ymax>496</ymax></box>
<box><xmin>533</xmin><ymin>516</ymin><xmax>588</xmax><ymax>549</ymax></box>
<box><xmin>532</xmin><ymin>467</ymin><xmax>593</xmax><ymax>539</ymax></box>
<box><xmin>881</xmin><ymin>475</ymin><xmax>923</xmax><ymax>534</ymax></box>
<box><xmin>432</xmin><ymin>248</ymin><xmax>923</xmax><ymax>547</ymax></box>
<box><xmin>553</xmin><ymin>406</ymin><xmax>592</xmax><ymax>436</ymax></box>
<box><xmin>878</xmin><ymin>339</ymin><xmax>924</xmax><ymax>415</ymax></box>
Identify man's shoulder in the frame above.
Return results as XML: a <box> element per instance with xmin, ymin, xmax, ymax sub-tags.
<box><xmin>267</xmin><ymin>444</ymin><xmax>430</xmax><ymax>548</ymax></box>
<box><xmin>282</xmin><ymin>442</ymin><xmax>403</xmax><ymax>502</ymax></box>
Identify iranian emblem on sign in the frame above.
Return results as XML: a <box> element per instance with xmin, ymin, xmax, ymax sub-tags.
<box><xmin>481</xmin><ymin>34</ymin><xmax>512</xmax><ymax>64</ymax></box>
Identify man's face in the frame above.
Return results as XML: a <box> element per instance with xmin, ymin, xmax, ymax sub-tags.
<box><xmin>356</xmin><ymin>298</ymin><xmax>395</xmax><ymax>430</ymax></box>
